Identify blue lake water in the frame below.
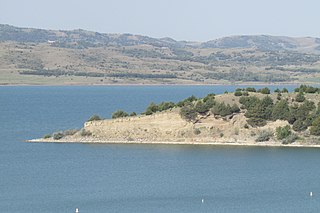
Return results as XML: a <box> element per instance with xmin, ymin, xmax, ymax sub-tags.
<box><xmin>1</xmin><ymin>85</ymin><xmax>320</xmax><ymax>213</ymax></box>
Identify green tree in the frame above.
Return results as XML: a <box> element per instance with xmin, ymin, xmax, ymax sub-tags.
<box><xmin>272</xmin><ymin>100</ymin><xmax>290</xmax><ymax>121</ymax></box>
<box><xmin>259</xmin><ymin>87</ymin><xmax>271</xmax><ymax>94</ymax></box>
<box><xmin>234</xmin><ymin>91</ymin><xmax>242</xmax><ymax>96</ymax></box>
<box><xmin>310</xmin><ymin>116</ymin><xmax>320</xmax><ymax>136</ymax></box>
<box><xmin>295</xmin><ymin>92</ymin><xmax>305</xmax><ymax>102</ymax></box>
<box><xmin>180</xmin><ymin>104</ymin><xmax>197</xmax><ymax>121</ymax></box>
<box><xmin>276</xmin><ymin>125</ymin><xmax>291</xmax><ymax>140</ymax></box>
<box><xmin>112</xmin><ymin>110</ymin><xmax>129</xmax><ymax>119</ymax></box>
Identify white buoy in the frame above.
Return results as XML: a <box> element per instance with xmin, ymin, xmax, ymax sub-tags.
<box><xmin>75</xmin><ymin>208</ymin><xmax>79</xmax><ymax>213</ymax></box>
<box><xmin>310</xmin><ymin>192</ymin><xmax>313</xmax><ymax>197</ymax></box>
<box><xmin>201</xmin><ymin>198</ymin><xmax>204</xmax><ymax>203</ymax></box>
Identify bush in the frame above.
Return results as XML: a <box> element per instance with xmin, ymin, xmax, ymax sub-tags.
<box><xmin>112</xmin><ymin>110</ymin><xmax>129</xmax><ymax>119</ymax></box>
<box><xmin>258</xmin><ymin>87</ymin><xmax>270</xmax><ymax>94</ymax></box>
<box><xmin>255</xmin><ymin>130</ymin><xmax>273</xmax><ymax>142</ymax></box>
<box><xmin>195</xmin><ymin>101</ymin><xmax>209</xmax><ymax>114</ymax></box>
<box><xmin>310</xmin><ymin>116</ymin><xmax>320</xmax><ymax>136</ymax></box>
<box><xmin>272</xmin><ymin>100</ymin><xmax>290</xmax><ymax>121</ymax></box>
<box><xmin>276</xmin><ymin>125</ymin><xmax>291</xmax><ymax>140</ymax></box>
<box><xmin>242</xmin><ymin>91</ymin><xmax>249</xmax><ymax>96</ymax></box>
<box><xmin>282</xmin><ymin>134</ymin><xmax>298</xmax><ymax>144</ymax></box>
<box><xmin>130</xmin><ymin>112</ymin><xmax>137</xmax><ymax>116</ymax></box>
<box><xmin>295</xmin><ymin>92</ymin><xmax>305</xmax><ymax>102</ymax></box>
<box><xmin>282</xmin><ymin>88</ymin><xmax>289</xmax><ymax>93</ymax></box>
<box><xmin>193</xmin><ymin>128</ymin><xmax>201</xmax><ymax>135</ymax></box>
<box><xmin>158</xmin><ymin>102</ymin><xmax>175</xmax><ymax>111</ymax></box>
<box><xmin>180</xmin><ymin>104</ymin><xmax>197</xmax><ymax>122</ymax></box>
<box><xmin>203</xmin><ymin>93</ymin><xmax>215</xmax><ymax>102</ymax></box>
<box><xmin>87</xmin><ymin>114</ymin><xmax>102</xmax><ymax>122</ymax></box>
<box><xmin>246</xmin><ymin>87</ymin><xmax>256</xmax><ymax>92</ymax></box>
<box><xmin>53</xmin><ymin>132</ymin><xmax>64</xmax><ymax>140</ymax></box>
<box><xmin>145</xmin><ymin>102</ymin><xmax>158</xmax><ymax>115</ymax></box>
<box><xmin>292</xmin><ymin>119</ymin><xmax>308</xmax><ymax>132</ymax></box>
<box><xmin>177</xmin><ymin>95</ymin><xmax>197</xmax><ymax>107</ymax></box>
<box><xmin>211</xmin><ymin>102</ymin><xmax>235</xmax><ymax>117</ymax></box>
<box><xmin>80</xmin><ymin>129</ymin><xmax>92</xmax><ymax>137</ymax></box>
<box><xmin>63</xmin><ymin>129</ymin><xmax>78</xmax><ymax>136</ymax></box>
<box><xmin>43</xmin><ymin>134</ymin><xmax>51</xmax><ymax>139</ymax></box>
<box><xmin>234</xmin><ymin>91</ymin><xmax>242</xmax><ymax>96</ymax></box>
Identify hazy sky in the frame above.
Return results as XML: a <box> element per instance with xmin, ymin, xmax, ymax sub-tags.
<box><xmin>1</xmin><ymin>0</ymin><xmax>319</xmax><ymax>41</ymax></box>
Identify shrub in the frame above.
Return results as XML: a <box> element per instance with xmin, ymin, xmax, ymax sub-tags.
<box><xmin>282</xmin><ymin>88</ymin><xmax>289</xmax><ymax>93</ymax></box>
<box><xmin>177</xmin><ymin>95</ymin><xmax>197</xmax><ymax>107</ymax></box>
<box><xmin>145</xmin><ymin>102</ymin><xmax>158</xmax><ymax>115</ymax></box>
<box><xmin>282</xmin><ymin>134</ymin><xmax>298</xmax><ymax>144</ymax></box>
<box><xmin>203</xmin><ymin>93</ymin><xmax>215</xmax><ymax>102</ymax></box>
<box><xmin>310</xmin><ymin>116</ymin><xmax>320</xmax><ymax>136</ymax></box>
<box><xmin>277</xmin><ymin>93</ymin><xmax>282</xmax><ymax>100</ymax></box>
<box><xmin>43</xmin><ymin>134</ymin><xmax>51</xmax><ymax>139</ymax></box>
<box><xmin>195</xmin><ymin>101</ymin><xmax>209</xmax><ymax>114</ymax></box>
<box><xmin>193</xmin><ymin>128</ymin><xmax>201</xmax><ymax>135</ymax></box>
<box><xmin>274</xmin><ymin>88</ymin><xmax>280</xmax><ymax>93</ymax></box>
<box><xmin>231</xmin><ymin>103</ymin><xmax>240</xmax><ymax>113</ymax></box>
<box><xmin>63</xmin><ymin>129</ymin><xmax>78</xmax><ymax>136</ymax></box>
<box><xmin>211</xmin><ymin>102</ymin><xmax>236</xmax><ymax>117</ymax></box>
<box><xmin>53</xmin><ymin>132</ymin><xmax>64</xmax><ymax>140</ymax></box>
<box><xmin>112</xmin><ymin>110</ymin><xmax>129</xmax><ymax>119</ymax></box>
<box><xmin>276</xmin><ymin>125</ymin><xmax>291</xmax><ymax>140</ymax></box>
<box><xmin>130</xmin><ymin>112</ymin><xmax>137</xmax><ymax>116</ymax></box>
<box><xmin>244</xmin><ymin>123</ymin><xmax>249</xmax><ymax>129</ymax></box>
<box><xmin>242</xmin><ymin>91</ymin><xmax>249</xmax><ymax>96</ymax></box>
<box><xmin>234</xmin><ymin>91</ymin><xmax>242</xmax><ymax>96</ymax></box>
<box><xmin>246</xmin><ymin>87</ymin><xmax>256</xmax><ymax>92</ymax></box>
<box><xmin>295</xmin><ymin>92</ymin><xmax>305</xmax><ymax>102</ymax></box>
<box><xmin>87</xmin><ymin>114</ymin><xmax>102</xmax><ymax>122</ymax></box>
<box><xmin>80</xmin><ymin>129</ymin><xmax>92</xmax><ymax>137</ymax></box>
<box><xmin>180</xmin><ymin>104</ymin><xmax>197</xmax><ymax>122</ymax></box>
<box><xmin>258</xmin><ymin>87</ymin><xmax>270</xmax><ymax>94</ymax></box>
<box><xmin>158</xmin><ymin>102</ymin><xmax>175</xmax><ymax>111</ymax></box>
<box><xmin>292</xmin><ymin>119</ymin><xmax>308</xmax><ymax>132</ymax></box>
<box><xmin>255</xmin><ymin>130</ymin><xmax>273</xmax><ymax>142</ymax></box>
<box><xmin>272</xmin><ymin>100</ymin><xmax>290</xmax><ymax>121</ymax></box>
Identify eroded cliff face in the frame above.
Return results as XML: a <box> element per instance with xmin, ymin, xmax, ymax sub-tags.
<box><xmin>80</xmin><ymin>109</ymin><xmax>288</xmax><ymax>143</ymax></box>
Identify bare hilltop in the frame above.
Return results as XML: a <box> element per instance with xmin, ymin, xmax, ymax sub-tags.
<box><xmin>1</xmin><ymin>24</ymin><xmax>320</xmax><ymax>85</ymax></box>
<box><xmin>30</xmin><ymin>85</ymin><xmax>320</xmax><ymax>147</ymax></box>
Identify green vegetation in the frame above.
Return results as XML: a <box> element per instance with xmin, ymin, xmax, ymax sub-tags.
<box><xmin>112</xmin><ymin>110</ymin><xmax>129</xmax><ymax>119</ymax></box>
<box><xmin>310</xmin><ymin>116</ymin><xmax>320</xmax><ymax>136</ymax></box>
<box><xmin>80</xmin><ymin>129</ymin><xmax>92</xmax><ymax>137</ymax></box>
<box><xmin>43</xmin><ymin>134</ymin><xmax>51</xmax><ymax>139</ymax></box>
<box><xmin>255</xmin><ymin>130</ymin><xmax>273</xmax><ymax>142</ymax></box>
<box><xmin>295</xmin><ymin>92</ymin><xmax>305</xmax><ymax>102</ymax></box>
<box><xmin>180</xmin><ymin>104</ymin><xmax>198</xmax><ymax>122</ymax></box>
<box><xmin>87</xmin><ymin>114</ymin><xmax>102</xmax><ymax>122</ymax></box>
<box><xmin>276</xmin><ymin>125</ymin><xmax>292</xmax><ymax>140</ymax></box>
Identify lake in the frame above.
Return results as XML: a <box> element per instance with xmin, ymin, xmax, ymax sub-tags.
<box><xmin>1</xmin><ymin>85</ymin><xmax>320</xmax><ymax>213</ymax></box>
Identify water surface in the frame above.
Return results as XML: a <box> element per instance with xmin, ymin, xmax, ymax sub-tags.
<box><xmin>1</xmin><ymin>85</ymin><xmax>319</xmax><ymax>213</ymax></box>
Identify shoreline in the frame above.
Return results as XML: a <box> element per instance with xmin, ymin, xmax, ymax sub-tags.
<box><xmin>0</xmin><ymin>82</ymin><xmax>307</xmax><ymax>87</ymax></box>
<box><xmin>26</xmin><ymin>139</ymin><xmax>320</xmax><ymax>148</ymax></box>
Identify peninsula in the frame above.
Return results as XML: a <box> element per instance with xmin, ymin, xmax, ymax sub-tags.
<box><xmin>29</xmin><ymin>85</ymin><xmax>320</xmax><ymax>147</ymax></box>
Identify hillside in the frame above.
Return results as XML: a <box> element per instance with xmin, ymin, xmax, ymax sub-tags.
<box><xmin>30</xmin><ymin>86</ymin><xmax>320</xmax><ymax>147</ymax></box>
<box><xmin>1</xmin><ymin>24</ymin><xmax>320</xmax><ymax>85</ymax></box>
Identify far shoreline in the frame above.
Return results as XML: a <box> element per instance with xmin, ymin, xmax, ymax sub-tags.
<box><xmin>0</xmin><ymin>82</ymin><xmax>306</xmax><ymax>87</ymax></box>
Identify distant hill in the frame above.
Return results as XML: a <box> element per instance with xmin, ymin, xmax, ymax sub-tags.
<box><xmin>1</xmin><ymin>24</ymin><xmax>320</xmax><ymax>85</ymax></box>
<box><xmin>202</xmin><ymin>35</ymin><xmax>320</xmax><ymax>53</ymax></box>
